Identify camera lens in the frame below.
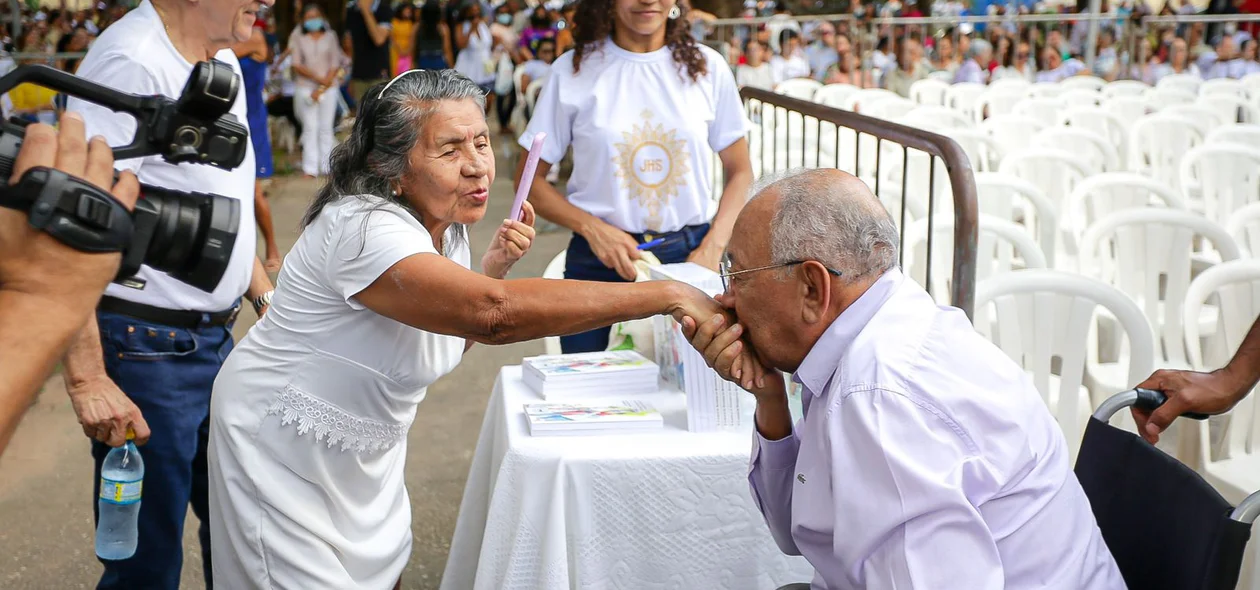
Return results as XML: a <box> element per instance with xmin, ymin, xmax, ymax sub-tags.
<box><xmin>177</xmin><ymin>59</ymin><xmax>238</xmax><ymax>119</ymax></box>
<box><xmin>132</xmin><ymin>185</ymin><xmax>239</xmax><ymax>292</ymax></box>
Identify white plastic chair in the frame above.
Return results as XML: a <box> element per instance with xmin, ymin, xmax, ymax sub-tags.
<box><xmin>1101</xmin><ymin>79</ymin><xmax>1151</xmax><ymax>99</ymax></box>
<box><xmin>1197</xmin><ymin>94</ymin><xmax>1260</xmax><ymax>125</ymax></box>
<box><xmin>1032</xmin><ymin>127</ymin><xmax>1120</xmax><ymax>173</ymax></box>
<box><xmin>1026</xmin><ymin>82</ymin><xmax>1066</xmax><ymax>98</ymax></box>
<box><xmin>1101</xmin><ymin>95</ymin><xmax>1148</xmax><ymax>130</ymax></box>
<box><xmin>1060</xmin><ymin>75</ymin><xmax>1107</xmax><ymax>92</ymax></box>
<box><xmin>863</xmin><ymin>96</ymin><xmax>919</xmax><ymax>120</ymax></box>
<box><xmin>1013</xmin><ymin>97</ymin><xmax>1067</xmax><ymax>128</ymax></box>
<box><xmin>1155</xmin><ymin>73</ymin><xmax>1202</xmax><ymax>95</ymax></box>
<box><xmin>902</xmin><ymin>105</ymin><xmax>972</xmax><ymax>129</ymax></box>
<box><xmin>989</xmin><ymin>77</ymin><xmax>1031</xmax><ymax>92</ymax></box>
<box><xmin>945</xmin><ymin>82</ymin><xmax>987</xmax><ymax>121</ymax></box>
<box><xmin>1179</xmin><ymin>144</ymin><xmax>1260</xmax><ymax>230</ymax></box>
<box><xmin>1243</xmin><ymin>72</ymin><xmax>1260</xmax><ymax>96</ymax></box>
<box><xmin>813</xmin><ymin>83</ymin><xmax>860</xmax><ymax>109</ymax></box>
<box><xmin>974</xmin><ymin>269</ymin><xmax>1156</xmax><ymax>461</ymax></box>
<box><xmin>1200</xmin><ymin>77</ymin><xmax>1250</xmax><ymax>100</ymax></box>
<box><xmin>1062</xmin><ymin>172</ymin><xmax>1187</xmax><ymax>270</ymax></box>
<box><xmin>1078</xmin><ymin>209</ymin><xmax>1240</xmax><ymax>398</ymax></box>
<box><xmin>973</xmin><ymin>86</ymin><xmax>1027</xmax><ymax>123</ymax></box>
<box><xmin>1059</xmin><ymin>88</ymin><xmax>1104</xmax><ymax>110</ymax></box>
<box><xmin>980</xmin><ymin>114</ymin><xmax>1046</xmax><ymax>155</ymax></box>
<box><xmin>909</xmin><ymin>78</ymin><xmax>950</xmax><ymax>106</ymax></box>
<box><xmin>940</xmin><ymin>128</ymin><xmax>1003</xmax><ymax>172</ymax></box>
<box><xmin>1059</xmin><ymin>107</ymin><xmax>1131</xmax><ymax>166</ymax></box>
<box><xmin>928</xmin><ymin>70</ymin><xmax>953</xmax><ymax>82</ymax></box>
<box><xmin>1183</xmin><ymin>260</ymin><xmax>1260</xmax><ymax>512</ymax></box>
<box><xmin>541</xmin><ymin>251</ymin><xmax>567</xmax><ymax>355</ymax></box>
<box><xmin>1129</xmin><ymin>114</ymin><xmax>1205</xmax><ymax>188</ymax></box>
<box><xmin>842</xmin><ymin>88</ymin><xmax>901</xmax><ymax>113</ymax></box>
<box><xmin>1143</xmin><ymin>87</ymin><xmax>1199</xmax><ymax>112</ymax></box>
<box><xmin>974</xmin><ymin>172</ymin><xmax>1060</xmax><ymax>267</ymax></box>
<box><xmin>1207</xmin><ymin>123</ymin><xmax>1260</xmax><ymax>148</ymax></box>
<box><xmin>904</xmin><ymin>214</ymin><xmax>1048</xmax><ymax>304</ymax></box>
<box><xmin>774</xmin><ymin>78</ymin><xmax>823</xmax><ymax>101</ymax></box>
<box><xmin>999</xmin><ymin>148</ymin><xmax>1093</xmax><ymax>267</ymax></box>
<box><xmin>1227</xmin><ymin>202</ymin><xmax>1260</xmax><ymax>258</ymax></box>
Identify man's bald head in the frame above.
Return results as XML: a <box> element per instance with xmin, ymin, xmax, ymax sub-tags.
<box><xmin>736</xmin><ymin>168</ymin><xmax>900</xmax><ymax>282</ymax></box>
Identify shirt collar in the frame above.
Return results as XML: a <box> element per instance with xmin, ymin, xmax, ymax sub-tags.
<box><xmin>792</xmin><ymin>268</ymin><xmax>904</xmax><ymax>398</ymax></box>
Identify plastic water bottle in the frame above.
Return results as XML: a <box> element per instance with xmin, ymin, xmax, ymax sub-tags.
<box><xmin>96</xmin><ymin>430</ymin><xmax>144</xmax><ymax>560</ymax></box>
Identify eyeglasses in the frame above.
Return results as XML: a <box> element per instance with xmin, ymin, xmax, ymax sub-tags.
<box><xmin>1017</xmin><ymin>52</ymin><xmax>1029</xmax><ymax>58</ymax></box>
<box><xmin>718</xmin><ymin>258</ymin><xmax>842</xmax><ymax>291</ymax></box>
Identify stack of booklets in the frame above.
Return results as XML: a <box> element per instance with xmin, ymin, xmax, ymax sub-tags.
<box><xmin>521</xmin><ymin>350</ymin><xmax>660</xmax><ymax>399</ymax></box>
<box><xmin>648</xmin><ymin>263</ymin><xmax>754</xmax><ymax>433</ymax></box>
<box><xmin>523</xmin><ymin>400</ymin><xmax>664</xmax><ymax>436</ymax></box>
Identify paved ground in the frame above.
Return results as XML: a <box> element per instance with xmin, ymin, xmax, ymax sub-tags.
<box><xmin>0</xmin><ymin>136</ymin><xmax>570</xmax><ymax>589</ymax></box>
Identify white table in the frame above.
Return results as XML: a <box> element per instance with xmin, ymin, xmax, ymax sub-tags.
<box><xmin>441</xmin><ymin>366</ymin><xmax>814</xmax><ymax>590</ymax></box>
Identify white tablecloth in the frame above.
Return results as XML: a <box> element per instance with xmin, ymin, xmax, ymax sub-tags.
<box><xmin>440</xmin><ymin>366</ymin><xmax>814</xmax><ymax>590</ymax></box>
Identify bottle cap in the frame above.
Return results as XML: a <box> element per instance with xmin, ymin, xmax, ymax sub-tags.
<box><xmin>125</xmin><ymin>427</ymin><xmax>135</xmax><ymax>441</ymax></box>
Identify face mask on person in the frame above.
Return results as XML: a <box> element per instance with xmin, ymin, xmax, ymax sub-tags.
<box><xmin>304</xmin><ymin>18</ymin><xmax>325</xmax><ymax>32</ymax></box>
<box><xmin>496</xmin><ymin>13</ymin><xmax>512</xmax><ymax>25</ymax></box>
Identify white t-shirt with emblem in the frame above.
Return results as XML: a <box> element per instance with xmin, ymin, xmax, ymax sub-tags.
<box><xmin>520</xmin><ymin>39</ymin><xmax>749</xmax><ymax>234</ymax></box>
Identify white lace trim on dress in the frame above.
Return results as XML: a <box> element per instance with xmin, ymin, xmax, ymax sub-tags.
<box><xmin>265</xmin><ymin>385</ymin><xmax>411</xmax><ymax>453</ymax></box>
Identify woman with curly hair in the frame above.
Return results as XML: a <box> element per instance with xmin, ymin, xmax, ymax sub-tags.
<box><xmin>515</xmin><ymin>0</ymin><xmax>754</xmax><ymax>354</ymax></box>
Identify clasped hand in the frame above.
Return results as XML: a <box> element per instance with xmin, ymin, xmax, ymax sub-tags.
<box><xmin>481</xmin><ymin>201</ymin><xmax>536</xmax><ymax>279</ymax></box>
<box><xmin>676</xmin><ymin>294</ymin><xmax>781</xmax><ymax>398</ymax></box>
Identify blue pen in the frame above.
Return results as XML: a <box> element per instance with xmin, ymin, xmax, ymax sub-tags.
<box><xmin>637</xmin><ymin>237</ymin><xmax>667</xmax><ymax>250</ymax></box>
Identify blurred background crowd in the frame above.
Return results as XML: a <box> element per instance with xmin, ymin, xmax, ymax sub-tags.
<box><xmin>0</xmin><ymin>0</ymin><xmax>1254</xmax><ymax>171</ymax></box>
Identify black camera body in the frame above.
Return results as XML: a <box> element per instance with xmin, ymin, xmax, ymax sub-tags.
<box><xmin>0</xmin><ymin>60</ymin><xmax>248</xmax><ymax>292</ymax></box>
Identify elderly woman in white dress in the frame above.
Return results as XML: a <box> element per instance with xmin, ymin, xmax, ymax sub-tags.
<box><xmin>207</xmin><ymin>69</ymin><xmax>731</xmax><ymax>589</ymax></box>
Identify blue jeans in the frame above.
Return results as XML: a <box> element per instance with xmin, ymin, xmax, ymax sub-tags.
<box><xmin>561</xmin><ymin>224</ymin><xmax>710</xmax><ymax>353</ymax></box>
<box><xmin>91</xmin><ymin>310</ymin><xmax>235</xmax><ymax>590</ymax></box>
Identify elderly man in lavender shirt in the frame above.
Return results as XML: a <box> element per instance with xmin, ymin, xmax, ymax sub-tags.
<box><xmin>678</xmin><ymin>169</ymin><xmax>1125</xmax><ymax>590</ymax></box>
<box><xmin>954</xmin><ymin>37</ymin><xmax>992</xmax><ymax>84</ymax></box>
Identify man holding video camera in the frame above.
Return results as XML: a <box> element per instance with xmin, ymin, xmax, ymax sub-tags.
<box><xmin>62</xmin><ymin>0</ymin><xmax>275</xmax><ymax>587</ymax></box>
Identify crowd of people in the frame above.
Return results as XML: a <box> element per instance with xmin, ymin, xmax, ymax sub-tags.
<box><xmin>719</xmin><ymin>1</ymin><xmax>1260</xmax><ymax>96</ymax></box>
<box><xmin>1</xmin><ymin>0</ymin><xmax>1259</xmax><ymax>589</ymax></box>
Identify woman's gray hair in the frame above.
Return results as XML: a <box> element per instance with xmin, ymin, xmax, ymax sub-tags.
<box><xmin>301</xmin><ymin>69</ymin><xmax>486</xmax><ymax>255</ymax></box>
<box><xmin>968</xmin><ymin>38</ymin><xmax>993</xmax><ymax>60</ymax></box>
<box><xmin>752</xmin><ymin>168</ymin><xmax>900</xmax><ymax>280</ymax></box>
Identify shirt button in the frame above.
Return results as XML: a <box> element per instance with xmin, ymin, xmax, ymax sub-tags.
<box><xmin>797</xmin><ymin>473</ymin><xmax>806</xmax><ymax>484</ymax></box>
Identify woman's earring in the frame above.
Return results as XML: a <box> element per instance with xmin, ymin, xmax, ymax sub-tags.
<box><xmin>668</xmin><ymin>5</ymin><xmax>681</xmax><ymax>20</ymax></box>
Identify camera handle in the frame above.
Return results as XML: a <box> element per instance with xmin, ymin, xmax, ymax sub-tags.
<box><xmin>0</xmin><ymin>165</ymin><xmax>135</xmax><ymax>255</ymax></box>
<box><xmin>0</xmin><ymin>66</ymin><xmax>176</xmax><ymax>167</ymax></box>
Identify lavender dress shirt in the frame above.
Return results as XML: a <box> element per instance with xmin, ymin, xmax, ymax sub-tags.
<box><xmin>748</xmin><ymin>269</ymin><xmax>1126</xmax><ymax>589</ymax></box>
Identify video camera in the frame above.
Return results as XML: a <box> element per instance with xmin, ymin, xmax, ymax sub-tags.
<box><xmin>0</xmin><ymin>60</ymin><xmax>249</xmax><ymax>292</ymax></box>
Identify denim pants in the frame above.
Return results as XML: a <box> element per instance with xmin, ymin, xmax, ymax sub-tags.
<box><xmin>561</xmin><ymin>224</ymin><xmax>710</xmax><ymax>353</ymax></box>
<box><xmin>91</xmin><ymin>310</ymin><xmax>235</xmax><ymax>590</ymax></box>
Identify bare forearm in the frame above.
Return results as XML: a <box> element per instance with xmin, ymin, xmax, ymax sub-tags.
<box><xmin>483</xmin><ymin>279</ymin><xmax>690</xmax><ymax>344</ymax></box>
<box><xmin>0</xmin><ymin>291</ymin><xmax>92</xmax><ymax>450</ymax></box>
<box><xmin>62</xmin><ymin>315</ymin><xmax>107</xmax><ymax>387</ymax></box>
<box><xmin>753</xmin><ymin>379</ymin><xmax>793</xmax><ymax>441</ymax></box>
<box><xmin>246</xmin><ymin>257</ymin><xmax>274</xmax><ymax>302</ymax></box>
<box><xmin>359</xmin><ymin>6</ymin><xmax>390</xmax><ymax>46</ymax></box>
<box><xmin>1223</xmin><ymin>316</ymin><xmax>1260</xmax><ymax>397</ymax></box>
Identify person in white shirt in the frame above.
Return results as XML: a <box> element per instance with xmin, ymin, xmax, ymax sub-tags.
<box><xmin>208</xmin><ymin>69</ymin><xmax>731</xmax><ymax>589</ymax></box>
<box><xmin>679</xmin><ymin>168</ymin><xmax>1125</xmax><ymax>589</ymax></box>
<box><xmin>1204</xmin><ymin>35</ymin><xmax>1245</xmax><ymax>79</ymax></box>
<box><xmin>804</xmin><ymin>21</ymin><xmax>838</xmax><ymax>81</ymax></box>
<box><xmin>1148</xmin><ymin>37</ymin><xmax>1201</xmax><ymax>84</ymax></box>
<box><xmin>737</xmin><ymin>37</ymin><xmax>775</xmax><ymax>90</ymax></box>
<box><xmin>953</xmin><ymin>37</ymin><xmax>991</xmax><ymax>84</ymax></box>
<box><xmin>520</xmin><ymin>36</ymin><xmax>556</xmax><ymax>116</ymax></box>
<box><xmin>994</xmin><ymin>39</ymin><xmax>1036</xmax><ymax>83</ymax></box>
<box><xmin>765</xmin><ymin>2</ymin><xmax>800</xmax><ymax>55</ymax></box>
<box><xmin>516</xmin><ymin>0</ymin><xmax>754</xmax><ymax>354</ymax></box>
<box><xmin>770</xmin><ymin>28</ymin><xmax>811</xmax><ymax>85</ymax></box>
<box><xmin>1036</xmin><ymin>46</ymin><xmax>1087</xmax><ymax>83</ymax></box>
<box><xmin>61</xmin><ymin>0</ymin><xmax>276</xmax><ymax>588</ymax></box>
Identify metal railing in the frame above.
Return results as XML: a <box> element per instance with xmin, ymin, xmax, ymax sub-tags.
<box><xmin>739</xmin><ymin>86</ymin><xmax>979</xmax><ymax>318</ymax></box>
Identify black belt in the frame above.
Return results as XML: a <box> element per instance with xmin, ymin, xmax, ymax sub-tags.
<box><xmin>98</xmin><ymin>296</ymin><xmax>240</xmax><ymax>330</ymax></box>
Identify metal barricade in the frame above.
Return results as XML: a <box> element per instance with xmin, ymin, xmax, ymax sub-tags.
<box><xmin>738</xmin><ymin>86</ymin><xmax>979</xmax><ymax>318</ymax></box>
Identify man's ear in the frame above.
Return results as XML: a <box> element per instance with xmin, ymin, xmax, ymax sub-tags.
<box><xmin>798</xmin><ymin>261</ymin><xmax>832</xmax><ymax>325</ymax></box>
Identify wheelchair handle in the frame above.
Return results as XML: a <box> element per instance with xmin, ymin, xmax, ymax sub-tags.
<box><xmin>1091</xmin><ymin>388</ymin><xmax>1213</xmax><ymax>422</ymax></box>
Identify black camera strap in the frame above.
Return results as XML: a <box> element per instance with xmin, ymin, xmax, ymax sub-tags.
<box><xmin>0</xmin><ymin>166</ymin><xmax>134</xmax><ymax>253</ymax></box>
